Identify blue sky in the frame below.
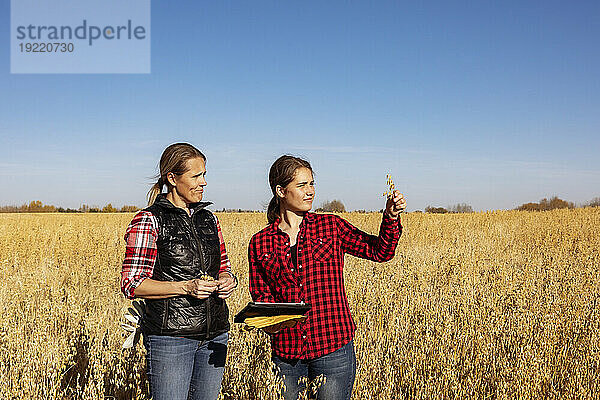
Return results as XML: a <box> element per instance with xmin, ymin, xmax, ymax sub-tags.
<box><xmin>1</xmin><ymin>1</ymin><xmax>599</xmax><ymax>211</ymax></box>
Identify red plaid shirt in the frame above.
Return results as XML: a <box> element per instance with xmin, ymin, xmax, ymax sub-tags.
<box><xmin>121</xmin><ymin>210</ymin><xmax>232</xmax><ymax>299</ymax></box>
<box><xmin>248</xmin><ymin>212</ymin><xmax>402</xmax><ymax>359</ymax></box>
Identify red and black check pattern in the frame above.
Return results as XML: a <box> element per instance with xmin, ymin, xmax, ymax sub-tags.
<box><xmin>121</xmin><ymin>210</ymin><xmax>232</xmax><ymax>299</ymax></box>
<box><xmin>248</xmin><ymin>212</ymin><xmax>402</xmax><ymax>359</ymax></box>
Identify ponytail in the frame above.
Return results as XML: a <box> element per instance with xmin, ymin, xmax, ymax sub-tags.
<box><xmin>266</xmin><ymin>196</ymin><xmax>280</xmax><ymax>224</ymax></box>
<box><xmin>147</xmin><ymin>176</ymin><xmax>164</xmax><ymax>206</ymax></box>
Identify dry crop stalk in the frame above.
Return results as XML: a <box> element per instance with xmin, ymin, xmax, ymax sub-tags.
<box><xmin>383</xmin><ymin>174</ymin><xmax>396</xmax><ymax>199</ymax></box>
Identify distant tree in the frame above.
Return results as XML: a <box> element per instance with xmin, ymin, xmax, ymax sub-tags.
<box><xmin>517</xmin><ymin>202</ymin><xmax>539</xmax><ymax>211</ymax></box>
<box><xmin>102</xmin><ymin>203</ymin><xmax>118</xmax><ymax>213</ymax></box>
<box><xmin>1</xmin><ymin>202</ymin><xmax>57</xmax><ymax>213</ymax></box>
<box><xmin>316</xmin><ymin>199</ymin><xmax>346</xmax><ymax>213</ymax></box>
<box><xmin>585</xmin><ymin>197</ymin><xmax>600</xmax><ymax>207</ymax></box>
<box><xmin>120</xmin><ymin>205</ymin><xmax>140</xmax><ymax>212</ymax></box>
<box><xmin>517</xmin><ymin>196</ymin><xmax>574</xmax><ymax>211</ymax></box>
<box><xmin>27</xmin><ymin>200</ymin><xmax>43</xmax><ymax>212</ymax></box>
<box><xmin>449</xmin><ymin>203</ymin><xmax>473</xmax><ymax>213</ymax></box>
<box><xmin>23</xmin><ymin>200</ymin><xmax>56</xmax><ymax>212</ymax></box>
<box><xmin>79</xmin><ymin>204</ymin><xmax>90</xmax><ymax>213</ymax></box>
<box><xmin>425</xmin><ymin>206</ymin><xmax>448</xmax><ymax>214</ymax></box>
<box><xmin>542</xmin><ymin>197</ymin><xmax>574</xmax><ymax>210</ymax></box>
<box><xmin>58</xmin><ymin>207</ymin><xmax>79</xmax><ymax>213</ymax></box>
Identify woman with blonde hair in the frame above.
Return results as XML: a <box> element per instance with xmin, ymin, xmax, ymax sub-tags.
<box><xmin>121</xmin><ymin>143</ymin><xmax>237</xmax><ymax>400</ymax></box>
<box><xmin>248</xmin><ymin>155</ymin><xmax>406</xmax><ymax>400</ymax></box>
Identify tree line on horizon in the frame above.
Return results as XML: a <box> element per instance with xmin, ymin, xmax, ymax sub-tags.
<box><xmin>422</xmin><ymin>196</ymin><xmax>600</xmax><ymax>214</ymax></box>
<box><xmin>0</xmin><ymin>201</ymin><xmax>140</xmax><ymax>214</ymax></box>
<box><xmin>1</xmin><ymin>196</ymin><xmax>599</xmax><ymax>214</ymax></box>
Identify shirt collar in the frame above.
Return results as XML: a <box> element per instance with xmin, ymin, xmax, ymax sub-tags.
<box><xmin>268</xmin><ymin>212</ymin><xmax>314</xmax><ymax>235</ymax></box>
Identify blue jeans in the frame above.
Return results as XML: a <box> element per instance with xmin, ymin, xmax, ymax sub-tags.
<box><xmin>272</xmin><ymin>341</ymin><xmax>357</xmax><ymax>400</ymax></box>
<box><xmin>144</xmin><ymin>332</ymin><xmax>228</xmax><ymax>400</ymax></box>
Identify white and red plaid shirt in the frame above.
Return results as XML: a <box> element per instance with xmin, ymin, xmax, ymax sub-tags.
<box><xmin>121</xmin><ymin>210</ymin><xmax>233</xmax><ymax>299</ymax></box>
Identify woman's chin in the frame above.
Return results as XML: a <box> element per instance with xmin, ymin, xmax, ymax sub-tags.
<box><xmin>186</xmin><ymin>194</ymin><xmax>203</xmax><ymax>203</ymax></box>
<box><xmin>288</xmin><ymin>204</ymin><xmax>312</xmax><ymax>213</ymax></box>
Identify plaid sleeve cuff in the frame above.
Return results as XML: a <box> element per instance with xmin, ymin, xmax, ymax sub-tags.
<box><xmin>381</xmin><ymin>213</ymin><xmax>402</xmax><ymax>231</ymax></box>
<box><xmin>122</xmin><ymin>275</ymin><xmax>148</xmax><ymax>299</ymax></box>
<box><xmin>373</xmin><ymin>213</ymin><xmax>401</xmax><ymax>261</ymax></box>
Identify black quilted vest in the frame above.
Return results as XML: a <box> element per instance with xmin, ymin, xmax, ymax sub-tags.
<box><xmin>141</xmin><ymin>194</ymin><xmax>229</xmax><ymax>339</ymax></box>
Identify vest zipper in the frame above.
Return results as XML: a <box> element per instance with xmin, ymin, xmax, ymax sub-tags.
<box><xmin>185</xmin><ymin>211</ymin><xmax>211</xmax><ymax>338</ymax></box>
<box><xmin>162</xmin><ymin>298</ymin><xmax>170</xmax><ymax>331</ymax></box>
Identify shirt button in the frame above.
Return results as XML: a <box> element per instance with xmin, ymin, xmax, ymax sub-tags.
<box><xmin>299</xmin><ymin>283</ymin><xmax>303</xmax><ymax>287</ymax></box>
<box><xmin>290</xmin><ymin>268</ymin><xmax>295</xmax><ymax>272</ymax></box>
<box><xmin>298</xmin><ymin>264</ymin><xmax>302</xmax><ymax>269</ymax></box>
<box><xmin>287</xmin><ymin>253</ymin><xmax>290</xmax><ymax>257</ymax></box>
<box><xmin>302</xmin><ymin>335</ymin><xmax>307</xmax><ymax>339</ymax></box>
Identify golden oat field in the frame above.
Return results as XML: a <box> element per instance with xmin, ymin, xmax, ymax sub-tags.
<box><xmin>1</xmin><ymin>208</ymin><xmax>599</xmax><ymax>399</ymax></box>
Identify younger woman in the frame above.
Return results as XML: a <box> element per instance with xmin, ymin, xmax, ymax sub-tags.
<box><xmin>248</xmin><ymin>155</ymin><xmax>406</xmax><ymax>400</ymax></box>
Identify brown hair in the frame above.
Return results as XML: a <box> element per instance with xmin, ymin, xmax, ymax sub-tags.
<box><xmin>147</xmin><ymin>143</ymin><xmax>206</xmax><ymax>205</ymax></box>
<box><xmin>266</xmin><ymin>155</ymin><xmax>313</xmax><ymax>223</ymax></box>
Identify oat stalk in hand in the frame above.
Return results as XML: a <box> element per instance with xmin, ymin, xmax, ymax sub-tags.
<box><xmin>383</xmin><ymin>174</ymin><xmax>396</xmax><ymax>199</ymax></box>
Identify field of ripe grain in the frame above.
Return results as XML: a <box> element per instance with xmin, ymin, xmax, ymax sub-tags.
<box><xmin>1</xmin><ymin>209</ymin><xmax>599</xmax><ymax>399</ymax></box>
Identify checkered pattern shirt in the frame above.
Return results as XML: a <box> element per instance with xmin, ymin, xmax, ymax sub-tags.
<box><xmin>248</xmin><ymin>212</ymin><xmax>402</xmax><ymax>359</ymax></box>
<box><xmin>121</xmin><ymin>210</ymin><xmax>233</xmax><ymax>299</ymax></box>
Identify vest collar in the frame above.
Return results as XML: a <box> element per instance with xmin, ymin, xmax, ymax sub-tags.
<box><xmin>153</xmin><ymin>193</ymin><xmax>212</xmax><ymax>213</ymax></box>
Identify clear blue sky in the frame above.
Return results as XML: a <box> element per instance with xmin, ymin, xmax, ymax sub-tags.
<box><xmin>1</xmin><ymin>1</ymin><xmax>599</xmax><ymax>211</ymax></box>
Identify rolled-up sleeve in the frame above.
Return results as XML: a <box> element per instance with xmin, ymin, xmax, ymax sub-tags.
<box><xmin>121</xmin><ymin>211</ymin><xmax>158</xmax><ymax>299</ymax></box>
<box><xmin>213</xmin><ymin>214</ymin><xmax>235</xmax><ymax>280</ymax></box>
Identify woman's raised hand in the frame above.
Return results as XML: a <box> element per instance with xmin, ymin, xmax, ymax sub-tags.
<box><xmin>385</xmin><ymin>190</ymin><xmax>407</xmax><ymax>219</ymax></box>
